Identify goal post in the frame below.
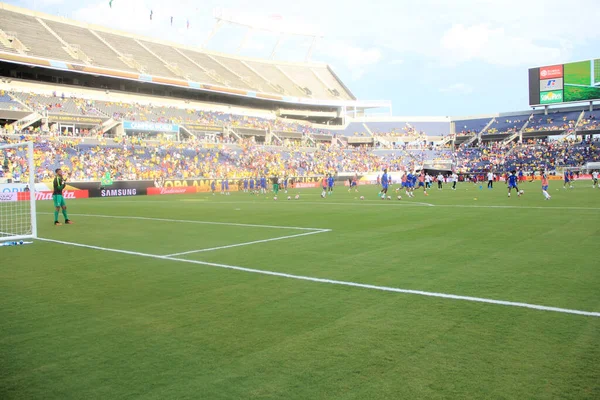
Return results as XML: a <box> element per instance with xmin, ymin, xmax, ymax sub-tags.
<box><xmin>0</xmin><ymin>141</ymin><xmax>37</xmax><ymax>241</ymax></box>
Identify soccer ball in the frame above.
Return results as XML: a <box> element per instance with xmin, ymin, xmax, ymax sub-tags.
<box><xmin>274</xmin><ymin>196</ymin><xmax>278</xmax><ymax>201</ymax></box>
<box><xmin>321</xmin><ymin>193</ymin><xmax>326</xmax><ymax>198</ymax></box>
<box><xmin>295</xmin><ymin>194</ymin><xmax>300</xmax><ymax>200</ymax></box>
<box><xmin>519</xmin><ymin>190</ymin><xmax>524</xmax><ymax>195</ymax></box>
<box><xmin>397</xmin><ymin>195</ymin><xmax>402</xmax><ymax>200</ymax></box>
<box><xmin>387</xmin><ymin>196</ymin><xmax>391</xmax><ymax>200</ymax></box>
<box><xmin>360</xmin><ymin>196</ymin><xmax>365</xmax><ymax>200</ymax></box>
<box><xmin>287</xmin><ymin>196</ymin><xmax>291</xmax><ymax>200</ymax></box>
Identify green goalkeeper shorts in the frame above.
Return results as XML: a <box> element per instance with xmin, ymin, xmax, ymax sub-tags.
<box><xmin>52</xmin><ymin>194</ymin><xmax>66</xmax><ymax>207</ymax></box>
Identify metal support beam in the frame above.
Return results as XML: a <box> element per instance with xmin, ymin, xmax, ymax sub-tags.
<box><xmin>270</xmin><ymin>34</ymin><xmax>283</xmax><ymax>59</ymax></box>
<box><xmin>237</xmin><ymin>27</ymin><xmax>254</xmax><ymax>54</ymax></box>
<box><xmin>202</xmin><ymin>19</ymin><xmax>225</xmax><ymax>48</ymax></box>
<box><xmin>305</xmin><ymin>36</ymin><xmax>318</xmax><ymax>62</ymax></box>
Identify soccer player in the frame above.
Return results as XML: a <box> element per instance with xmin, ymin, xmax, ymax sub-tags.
<box><xmin>261</xmin><ymin>176</ymin><xmax>267</xmax><ymax>194</ymax></box>
<box><xmin>376</xmin><ymin>174</ymin><xmax>381</xmax><ymax>187</ymax></box>
<box><xmin>327</xmin><ymin>174</ymin><xmax>335</xmax><ymax>196</ymax></box>
<box><xmin>53</xmin><ymin>168</ymin><xmax>72</xmax><ymax>226</ymax></box>
<box><xmin>425</xmin><ymin>173</ymin><xmax>432</xmax><ymax>190</ymax></box>
<box><xmin>593</xmin><ymin>170</ymin><xmax>599</xmax><ymax>188</ymax></box>
<box><xmin>249</xmin><ymin>177</ymin><xmax>254</xmax><ymax>194</ymax></box>
<box><xmin>569</xmin><ymin>170</ymin><xmax>575</xmax><ymax>188</ymax></box>
<box><xmin>379</xmin><ymin>169</ymin><xmax>389</xmax><ymax>198</ymax></box>
<box><xmin>243</xmin><ymin>178</ymin><xmax>248</xmax><ymax>193</ymax></box>
<box><xmin>283</xmin><ymin>176</ymin><xmax>288</xmax><ymax>193</ymax></box>
<box><xmin>210</xmin><ymin>180</ymin><xmax>216</xmax><ymax>195</ymax></box>
<box><xmin>541</xmin><ymin>171</ymin><xmax>551</xmax><ymax>200</ymax></box>
<box><xmin>507</xmin><ymin>170</ymin><xmax>521</xmax><ymax>197</ymax></box>
<box><xmin>220</xmin><ymin>178</ymin><xmax>225</xmax><ymax>195</ymax></box>
<box><xmin>272</xmin><ymin>176</ymin><xmax>279</xmax><ymax>196</ymax></box>
<box><xmin>563</xmin><ymin>170</ymin><xmax>571</xmax><ymax>189</ymax></box>
<box><xmin>224</xmin><ymin>177</ymin><xmax>230</xmax><ymax>196</ymax></box>
<box><xmin>437</xmin><ymin>173</ymin><xmax>444</xmax><ymax>190</ymax></box>
<box><xmin>350</xmin><ymin>174</ymin><xmax>358</xmax><ymax>192</ymax></box>
<box><xmin>487</xmin><ymin>171</ymin><xmax>494</xmax><ymax>189</ymax></box>
<box><xmin>451</xmin><ymin>172</ymin><xmax>458</xmax><ymax>190</ymax></box>
<box><xmin>414</xmin><ymin>172</ymin><xmax>427</xmax><ymax>195</ymax></box>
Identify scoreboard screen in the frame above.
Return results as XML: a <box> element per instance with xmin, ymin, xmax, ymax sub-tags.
<box><xmin>528</xmin><ymin>59</ymin><xmax>600</xmax><ymax>106</ymax></box>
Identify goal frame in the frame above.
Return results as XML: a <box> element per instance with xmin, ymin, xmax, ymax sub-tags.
<box><xmin>0</xmin><ymin>141</ymin><xmax>37</xmax><ymax>241</ymax></box>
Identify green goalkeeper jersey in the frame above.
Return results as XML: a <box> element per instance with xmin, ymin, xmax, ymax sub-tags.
<box><xmin>53</xmin><ymin>177</ymin><xmax>66</xmax><ymax>195</ymax></box>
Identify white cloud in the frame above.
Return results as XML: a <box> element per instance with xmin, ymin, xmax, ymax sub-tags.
<box><xmin>388</xmin><ymin>59</ymin><xmax>404</xmax><ymax>65</ymax></box>
<box><xmin>440</xmin><ymin>23</ymin><xmax>566</xmax><ymax>67</ymax></box>
<box><xmin>318</xmin><ymin>41</ymin><xmax>382</xmax><ymax>81</ymax></box>
<box><xmin>439</xmin><ymin>83</ymin><xmax>473</xmax><ymax>94</ymax></box>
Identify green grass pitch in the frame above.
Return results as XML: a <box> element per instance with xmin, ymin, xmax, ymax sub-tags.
<box><xmin>564</xmin><ymin>60</ymin><xmax>600</xmax><ymax>102</ymax></box>
<box><xmin>2</xmin><ymin>181</ymin><xmax>599</xmax><ymax>399</ymax></box>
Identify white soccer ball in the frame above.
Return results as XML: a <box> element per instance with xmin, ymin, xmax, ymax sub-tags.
<box><xmin>295</xmin><ymin>194</ymin><xmax>300</xmax><ymax>200</ymax></box>
<box><xmin>360</xmin><ymin>196</ymin><xmax>365</xmax><ymax>200</ymax></box>
<box><xmin>519</xmin><ymin>190</ymin><xmax>524</xmax><ymax>195</ymax></box>
<box><xmin>287</xmin><ymin>196</ymin><xmax>291</xmax><ymax>200</ymax></box>
<box><xmin>397</xmin><ymin>195</ymin><xmax>402</xmax><ymax>200</ymax></box>
<box><xmin>387</xmin><ymin>196</ymin><xmax>391</xmax><ymax>200</ymax></box>
<box><xmin>321</xmin><ymin>193</ymin><xmax>326</xmax><ymax>198</ymax></box>
<box><xmin>274</xmin><ymin>196</ymin><xmax>278</xmax><ymax>200</ymax></box>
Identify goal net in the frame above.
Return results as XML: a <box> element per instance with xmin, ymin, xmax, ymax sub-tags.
<box><xmin>0</xmin><ymin>142</ymin><xmax>37</xmax><ymax>241</ymax></box>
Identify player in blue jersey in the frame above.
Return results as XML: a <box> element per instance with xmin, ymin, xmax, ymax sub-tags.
<box><xmin>211</xmin><ymin>180</ymin><xmax>216</xmax><ymax>195</ymax></box>
<box><xmin>249</xmin><ymin>177</ymin><xmax>255</xmax><ymax>194</ymax></box>
<box><xmin>220</xmin><ymin>178</ymin><xmax>225</xmax><ymax>195</ymax></box>
<box><xmin>243</xmin><ymin>178</ymin><xmax>248</xmax><ymax>193</ymax></box>
<box><xmin>224</xmin><ymin>178</ymin><xmax>230</xmax><ymax>196</ymax></box>
<box><xmin>506</xmin><ymin>170</ymin><xmax>521</xmax><ymax>198</ymax></box>
<box><xmin>379</xmin><ymin>169</ymin><xmax>389</xmax><ymax>198</ymax></box>
<box><xmin>260</xmin><ymin>176</ymin><xmax>267</xmax><ymax>194</ymax></box>
<box><xmin>563</xmin><ymin>170</ymin><xmax>571</xmax><ymax>189</ymax></box>
<box><xmin>327</xmin><ymin>174</ymin><xmax>335</xmax><ymax>196</ymax></box>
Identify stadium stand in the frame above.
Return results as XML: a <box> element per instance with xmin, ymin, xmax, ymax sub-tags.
<box><xmin>454</xmin><ymin>117</ymin><xmax>491</xmax><ymax>135</ymax></box>
<box><xmin>0</xmin><ymin>5</ymin><xmax>353</xmax><ymax>100</ymax></box>
<box><xmin>577</xmin><ymin>110</ymin><xmax>600</xmax><ymax>131</ymax></box>
<box><xmin>525</xmin><ymin>111</ymin><xmax>581</xmax><ymax>132</ymax></box>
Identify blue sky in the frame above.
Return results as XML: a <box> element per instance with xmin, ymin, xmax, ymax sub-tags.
<box><xmin>9</xmin><ymin>0</ymin><xmax>600</xmax><ymax>116</ymax></box>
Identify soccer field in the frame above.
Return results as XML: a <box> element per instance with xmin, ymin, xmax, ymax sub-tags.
<box><xmin>2</xmin><ymin>181</ymin><xmax>599</xmax><ymax>399</ymax></box>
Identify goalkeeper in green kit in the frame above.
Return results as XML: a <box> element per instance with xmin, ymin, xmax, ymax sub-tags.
<box><xmin>53</xmin><ymin>168</ymin><xmax>73</xmax><ymax>226</ymax></box>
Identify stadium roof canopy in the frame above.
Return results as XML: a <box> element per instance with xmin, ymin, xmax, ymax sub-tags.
<box><xmin>0</xmin><ymin>2</ymin><xmax>392</xmax><ymax>110</ymax></box>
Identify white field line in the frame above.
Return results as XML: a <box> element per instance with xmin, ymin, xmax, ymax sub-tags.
<box><xmin>37</xmin><ymin>212</ymin><xmax>326</xmax><ymax>231</ymax></box>
<box><xmin>164</xmin><ymin>230</ymin><xmax>330</xmax><ymax>257</ymax></box>
<box><xmin>37</xmin><ymin>237</ymin><xmax>600</xmax><ymax>318</ymax></box>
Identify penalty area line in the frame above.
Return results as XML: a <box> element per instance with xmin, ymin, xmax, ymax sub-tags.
<box><xmin>164</xmin><ymin>229</ymin><xmax>331</xmax><ymax>257</ymax></box>
<box><xmin>36</xmin><ymin>237</ymin><xmax>600</xmax><ymax>318</ymax></box>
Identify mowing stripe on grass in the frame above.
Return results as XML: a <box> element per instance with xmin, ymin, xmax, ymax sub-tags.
<box><xmin>164</xmin><ymin>230</ymin><xmax>331</xmax><ymax>257</ymax></box>
<box><xmin>38</xmin><ymin>212</ymin><xmax>327</xmax><ymax>231</ymax></box>
<box><xmin>37</xmin><ymin>237</ymin><xmax>600</xmax><ymax>318</ymax></box>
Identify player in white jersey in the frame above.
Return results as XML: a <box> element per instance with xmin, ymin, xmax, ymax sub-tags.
<box><xmin>593</xmin><ymin>171</ymin><xmax>598</xmax><ymax>188</ymax></box>
<box><xmin>487</xmin><ymin>171</ymin><xmax>494</xmax><ymax>189</ymax></box>
<box><xmin>436</xmin><ymin>173</ymin><xmax>444</xmax><ymax>190</ymax></box>
<box><xmin>451</xmin><ymin>172</ymin><xmax>458</xmax><ymax>190</ymax></box>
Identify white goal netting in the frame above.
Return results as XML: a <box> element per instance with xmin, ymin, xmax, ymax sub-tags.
<box><xmin>0</xmin><ymin>142</ymin><xmax>37</xmax><ymax>241</ymax></box>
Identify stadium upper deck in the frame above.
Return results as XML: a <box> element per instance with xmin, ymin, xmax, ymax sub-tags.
<box><xmin>0</xmin><ymin>2</ymin><xmax>354</xmax><ymax>104</ymax></box>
